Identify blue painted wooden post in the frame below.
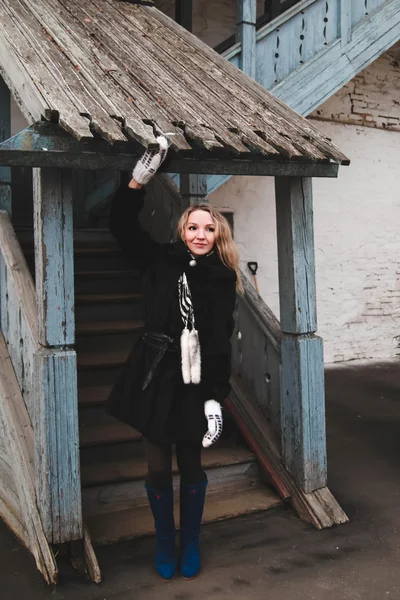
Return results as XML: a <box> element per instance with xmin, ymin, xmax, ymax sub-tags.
<box><xmin>33</xmin><ymin>168</ymin><xmax>75</xmax><ymax>346</ymax></box>
<box><xmin>275</xmin><ymin>176</ymin><xmax>327</xmax><ymax>493</ymax></box>
<box><xmin>236</xmin><ymin>0</ymin><xmax>257</xmax><ymax>78</ymax></box>
<box><xmin>180</xmin><ymin>174</ymin><xmax>208</xmax><ymax>208</ymax></box>
<box><xmin>0</xmin><ymin>76</ymin><xmax>11</xmax><ymax>215</ymax></box>
<box><xmin>341</xmin><ymin>0</ymin><xmax>352</xmax><ymax>47</ymax></box>
<box><xmin>33</xmin><ymin>167</ymin><xmax>82</xmax><ymax>544</ymax></box>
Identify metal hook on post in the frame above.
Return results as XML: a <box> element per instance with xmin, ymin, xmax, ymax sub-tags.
<box><xmin>247</xmin><ymin>261</ymin><xmax>260</xmax><ymax>294</ymax></box>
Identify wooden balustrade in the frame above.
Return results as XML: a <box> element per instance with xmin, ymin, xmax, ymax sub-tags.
<box><xmin>232</xmin><ymin>273</ymin><xmax>283</xmax><ymax>436</ymax></box>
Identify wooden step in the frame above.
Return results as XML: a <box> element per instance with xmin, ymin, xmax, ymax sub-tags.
<box><xmin>81</xmin><ymin>441</ymin><xmax>256</xmax><ymax>488</ymax></box>
<box><xmin>74</xmin><ymin>269</ymin><xmax>141</xmax><ymax>294</ymax></box>
<box><xmin>78</xmin><ymin>385</ymin><xmax>113</xmax><ymax>407</ymax></box>
<box><xmin>77</xmin><ymin>350</ymin><xmax>128</xmax><ymax>370</ymax></box>
<box><xmin>75</xmin><ymin>270</ymin><xmax>138</xmax><ymax>279</ymax></box>
<box><xmin>76</xmin><ymin>320</ymin><xmax>144</xmax><ymax>336</ymax></box>
<box><xmin>84</xmin><ymin>479</ymin><xmax>281</xmax><ymax>545</ymax></box>
<box><xmin>80</xmin><ymin>421</ymin><xmax>141</xmax><ymax>448</ymax></box>
<box><xmin>75</xmin><ymin>292</ymin><xmax>142</xmax><ymax>305</ymax></box>
<box><xmin>75</xmin><ymin>292</ymin><xmax>143</xmax><ymax>323</ymax></box>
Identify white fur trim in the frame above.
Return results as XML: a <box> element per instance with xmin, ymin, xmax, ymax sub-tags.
<box><xmin>188</xmin><ymin>329</ymin><xmax>201</xmax><ymax>384</ymax></box>
<box><xmin>180</xmin><ymin>327</ymin><xmax>191</xmax><ymax>384</ymax></box>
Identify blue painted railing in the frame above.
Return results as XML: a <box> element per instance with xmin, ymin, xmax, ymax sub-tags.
<box><xmin>203</xmin><ymin>0</ymin><xmax>395</xmax><ymax>194</ymax></box>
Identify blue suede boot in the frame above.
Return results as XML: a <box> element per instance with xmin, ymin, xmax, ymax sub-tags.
<box><xmin>179</xmin><ymin>478</ymin><xmax>208</xmax><ymax>580</ymax></box>
<box><xmin>145</xmin><ymin>483</ymin><xmax>177</xmax><ymax>580</ymax></box>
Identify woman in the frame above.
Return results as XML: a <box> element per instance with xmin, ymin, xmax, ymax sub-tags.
<box><xmin>106</xmin><ymin>137</ymin><xmax>241</xmax><ymax>581</ymax></box>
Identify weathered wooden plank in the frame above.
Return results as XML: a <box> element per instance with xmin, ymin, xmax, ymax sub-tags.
<box><xmin>341</xmin><ymin>0</ymin><xmax>352</xmax><ymax>47</ymax></box>
<box><xmin>0</xmin><ymin>332</ymin><xmax>58</xmax><ymax>584</ymax></box>
<box><xmin>18</xmin><ymin>0</ymin><xmax>158</xmax><ymax>148</ymax></box>
<box><xmin>0</xmin><ymin>211</ymin><xmax>38</xmax><ymax>339</ymax></box>
<box><xmin>275</xmin><ymin>176</ymin><xmax>317</xmax><ymax>334</ymax></box>
<box><xmin>232</xmin><ymin>289</ymin><xmax>282</xmax><ymax>432</ymax></box>
<box><xmin>19</xmin><ymin>0</ymin><xmax>186</xmax><ymax>150</ymax></box>
<box><xmin>236</xmin><ymin>0</ymin><xmax>257</xmax><ymax>78</ymax></box>
<box><xmin>225</xmin><ymin>396</ymin><xmax>290</xmax><ymax>500</ymax></box>
<box><xmin>280</xmin><ymin>335</ymin><xmax>327</xmax><ymax>492</ymax></box>
<box><xmin>0</xmin><ymin>3</ymin><xmax>93</xmax><ymax>141</ymax></box>
<box><xmin>34</xmin><ymin>348</ymin><xmax>82</xmax><ymax>544</ymax></box>
<box><xmin>0</xmin><ymin>147</ymin><xmax>340</xmax><ymax>176</ymax></box>
<box><xmin>0</xmin><ymin>76</ymin><xmax>11</xmax><ymax>214</ymax></box>
<box><xmin>180</xmin><ymin>174</ymin><xmax>208</xmax><ymax>208</ymax></box>
<box><xmin>128</xmin><ymin>5</ymin><xmax>307</xmax><ymax>159</ymax></box>
<box><xmin>83</xmin><ymin>524</ymin><xmax>102</xmax><ymax>584</ymax></box>
<box><xmin>0</xmin><ymin>210</ymin><xmax>38</xmax><ymax>420</ymax></box>
<box><xmin>33</xmin><ymin>168</ymin><xmax>75</xmax><ymax>347</ymax></box>
<box><xmin>57</xmin><ymin>0</ymin><xmax>251</xmax><ymax>156</ymax></box>
<box><xmin>148</xmin><ymin>5</ymin><xmax>349</xmax><ymax>164</ymax></box>
<box><xmin>3</xmin><ymin>0</ymin><xmax>126</xmax><ymax>145</ymax></box>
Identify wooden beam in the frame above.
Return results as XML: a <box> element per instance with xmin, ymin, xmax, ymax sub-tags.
<box><xmin>0</xmin><ymin>76</ymin><xmax>11</xmax><ymax>214</ymax></box>
<box><xmin>180</xmin><ymin>174</ymin><xmax>208</xmax><ymax>208</ymax></box>
<box><xmin>275</xmin><ymin>176</ymin><xmax>327</xmax><ymax>493</ymax></box>
<box><xmin>0</xmin><ymin>151</ymin><xmax>341</xmax><ymax>178</ymax></box>
<box><xmin>340</xmin><ymin>0</ymin><xmax>352</xmax><ymax>47</ymax></box>
<box><xmin>34</xmin><ymin>347</ymin><xmax>82</xmax><ymax>544</ymax></box>
<box><xmin>175</xmin><ymin>0</ymin><xmax>193</xmax><ymax>32</ymax></box>
<box><xmin>236</xmin><ymin>0</ymin><xmax>257</xmax><ymax>78</ymax></box>
<box><xmin>33</xmin><ymin>168</ymin><xmax>75</xmax><ymax>347</ymax></box>
<box><xmin>0</xmin><ymin>122</ymin><xmax>344</xmax><ymax>176</ymax></box>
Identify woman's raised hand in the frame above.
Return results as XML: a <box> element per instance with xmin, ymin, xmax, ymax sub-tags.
<box><xmin>202</xmin><ymin>400</ymin><xmax>223</xmax><ymax>448</ymax></box>
<box><xmin>130</xmin><ymin>136</ymin><xmax>169</xmax><ymax>188</ymax></box>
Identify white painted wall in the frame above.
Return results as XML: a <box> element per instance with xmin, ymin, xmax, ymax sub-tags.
<box><xmin>211</xmin><ymin>52</ymin><xmax>400</xmax><ymax>363</ymax></box>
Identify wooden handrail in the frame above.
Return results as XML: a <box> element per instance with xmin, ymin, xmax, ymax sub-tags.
<box><xmin>0</xmin><ymin>210</ymin><xmax>38</xmax><ymax>342</ymax></box>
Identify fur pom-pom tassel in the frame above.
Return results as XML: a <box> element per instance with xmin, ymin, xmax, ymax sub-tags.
<box><xmin>180</xmin><ymin>327</ymin><xmax>191</xmax><ymax>384</ymax></box>
<box><xmin>189</xmin><ymin>329</ymin><xmax>201</xmax><ymax>384</ymax></box>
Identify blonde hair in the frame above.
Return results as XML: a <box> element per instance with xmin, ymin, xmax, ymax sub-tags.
<box><xmin>177</xmin><ymin>204</ymin><xmax>243</xmax><ymax>293</ymax></box>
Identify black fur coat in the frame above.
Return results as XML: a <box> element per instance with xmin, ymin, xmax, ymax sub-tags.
<box><xmin>105</xmin><ymin>184</ymin><xmax>237</xmax><ymax>443</ymax></box>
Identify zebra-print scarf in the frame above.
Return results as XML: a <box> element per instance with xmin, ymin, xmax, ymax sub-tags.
<box><xmin>178</xmin><ymin>272</ymin><xmax>201</xmax><ymax>384</ymax></box>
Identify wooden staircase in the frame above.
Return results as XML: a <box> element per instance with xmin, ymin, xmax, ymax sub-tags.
<box><xmin>70</xmin><ymin>230</ymin><xmax>281</xmax><ymax>544</ymax></box>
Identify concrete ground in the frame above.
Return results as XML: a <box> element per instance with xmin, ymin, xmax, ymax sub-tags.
<box><xmin>2</xmin><ymin>361</ymin><xmax>400</xmax><ymax>600</ymax></box>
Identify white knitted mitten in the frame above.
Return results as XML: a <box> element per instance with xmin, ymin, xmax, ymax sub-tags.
<box><xmin>132</xmin><ymin>136</ymin><xmax>169</xmax><ymax>185</ymax></box>
<box><xmin>202</xmin><ymin>400</ymin><xmax>223</xmax><ymax>448</ymax></box>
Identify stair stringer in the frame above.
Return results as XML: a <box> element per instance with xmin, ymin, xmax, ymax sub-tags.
<box><xmin>206</xmin><ymin>0</ymin><xmax>400</xmax><ymax>194</ymax></box>
<box><xmin>0</xmin><ymin>332</ymin><xmax>57</xmax><ymax>585</ymax></box>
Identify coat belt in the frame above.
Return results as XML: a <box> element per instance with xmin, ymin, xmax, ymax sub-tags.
<box><xmin>141</xmin><ymin>332</ymin><xmax>179</xmax><ymax>391</ymax></box>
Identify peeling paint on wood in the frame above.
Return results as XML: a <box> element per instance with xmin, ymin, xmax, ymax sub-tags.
<box><xmin>275</xmin><ymin>176</ymin><xmax>317</xmax><ymax>335</ymax></box>
<box><xmin>0</xmin><ymin>333</ymin><xmax>58</xmax><ymax>585</ymax></box>
<box><xmin>33</xmin><ymin>168</ymin><xmax>75</xmax><ymax>347</ymax></box>
<box><xmin>34</xmin><ymin>348</ymin><xmax>82</xmax><ymax>544</ymax></box>
<box><xmin>275</xmin><ymin>175</ymin><xmax>327</xmax><ymax>492</ymax></box>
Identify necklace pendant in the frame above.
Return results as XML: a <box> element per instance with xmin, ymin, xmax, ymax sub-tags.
<box><xmin>189</xmin><ymin>259</ymin><xmax>197</xmax><ymax>267</ymax></box>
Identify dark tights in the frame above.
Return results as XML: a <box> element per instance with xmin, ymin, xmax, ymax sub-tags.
<box><xmin>144</xmin><ymin>438</ymin><xmax>206</xmax><ymax>489</ymax></box>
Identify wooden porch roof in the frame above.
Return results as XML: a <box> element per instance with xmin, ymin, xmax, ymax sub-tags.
<box><xmin>0</xmin><ymin>0</ymin><xmax>349</xmax><ymax>166</ymax></box>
